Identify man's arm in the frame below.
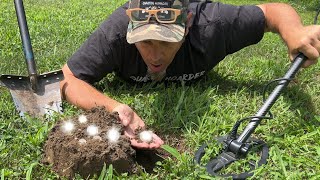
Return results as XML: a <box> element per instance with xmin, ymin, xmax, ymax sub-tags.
<box><xmin>60</xmin><ymin>64</ymin><xmax>164</xmax><ymax>148</ymax></box>
<box><xmin>61</xmin><ymin>64</ymin><xmax>121</xmax><ymax>111</ymax></box>
<box><xmin>257</xmin><ymin>3</ymin><xmax>319</xmax><ymax>67</ymax></box>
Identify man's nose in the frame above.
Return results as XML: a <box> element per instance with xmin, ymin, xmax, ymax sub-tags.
<box><xmin>148</xmin><ymin>42</ymin><xmax>162</xmax><ymax>62</ymax></box>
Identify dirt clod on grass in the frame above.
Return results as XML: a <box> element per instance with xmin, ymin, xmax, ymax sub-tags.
<box><xmin>42</xmin><ymin>107</ymin><xmax>168</xmax><ymax>179</ymax></box>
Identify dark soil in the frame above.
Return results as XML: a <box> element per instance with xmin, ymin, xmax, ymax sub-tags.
<box><xmin>42</xmin><ymin>107</ymin><xmax>187</xmax><ymax>179</ymax></box>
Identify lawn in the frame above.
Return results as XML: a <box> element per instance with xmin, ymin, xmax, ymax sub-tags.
<box><xmin>0</xmin><ymin>0</ymin><xmax>319</xmax><ymax>179</ymax></box>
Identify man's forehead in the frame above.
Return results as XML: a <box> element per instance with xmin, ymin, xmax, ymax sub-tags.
<box><xmin>129</xmin><ymin>0</ymin><xmax>184</xmax><ymax>9</ymax></box>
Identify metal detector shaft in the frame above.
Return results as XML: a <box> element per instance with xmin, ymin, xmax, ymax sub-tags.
<box><xmin>14</xmin><ymin>0</ymin><xmax>38</xmax><ymax>91</ymax></box>
<box><xmin>236</xmin><ymin>53</ymin><xmax>307</xmax><ymax>144</ymax></box>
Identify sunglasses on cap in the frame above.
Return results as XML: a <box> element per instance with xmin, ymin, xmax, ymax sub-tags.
<box><xmin>126</xmin><ymin>8</ymin><xmax>181</xmax><ymax>23</ymax></box>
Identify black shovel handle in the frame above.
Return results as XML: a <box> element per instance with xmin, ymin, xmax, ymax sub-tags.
<box><xmin>14</xmin><ymin>0</ymin><xmax>38</xmax><ymax>90</ymax></box>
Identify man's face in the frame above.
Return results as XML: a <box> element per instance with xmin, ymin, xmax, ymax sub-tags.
<box><xmin>135</xmin><ymin>39</ymin><xmax>183</xmax><ymax>79</ymax></box>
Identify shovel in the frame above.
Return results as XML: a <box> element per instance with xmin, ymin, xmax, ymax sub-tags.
<box><xmin>0</xmin><ymin>0</ymin><xmax>64</xmax><ymax>117</ymax></box>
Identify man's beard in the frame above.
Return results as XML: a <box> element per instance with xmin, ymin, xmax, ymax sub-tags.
<box><xmin>147</xmin><ymin>67</ymin><xmax>166</xmax><ymax>82</ymax></box>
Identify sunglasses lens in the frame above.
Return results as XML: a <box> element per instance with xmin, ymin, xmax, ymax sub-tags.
<box><xmin>131</xmin><ymin>9</ymin><xmax>149</xmax><ymax>21</ymax></box>
<box><xmin>156</xmin><ymin>10</ymin><xmax>176</xmax><ymax>22</ymax></box>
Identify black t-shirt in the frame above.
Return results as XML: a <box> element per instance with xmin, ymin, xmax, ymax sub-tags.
<box><xmin>67</xmin><ymin>1</ymin><xmax>265</xmax><ymax>84</ymax></box>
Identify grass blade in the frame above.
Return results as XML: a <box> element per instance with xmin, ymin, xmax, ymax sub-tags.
<box><xmin>98</xmin><ymin>163</ymin><xmax>107</xmax><ymax>180</ymax></box>
<box><xmin>1</xmin><ymin>169</ymin><xmax>4</xmax><ymax>180</ymax></box>
<box><xmin>161</xmin><ymin>144</ymin><xmax>181</xmax><ymax>160</ymax></box>
<box><xmin>26</xmin><ymin>162</ymin><xmax>38</xmax><ymax>180</ymax></box>
<box><xmin>107</xmin><ymin>164</ymin><xmax>113</xmax><ymax>179</ymax></box>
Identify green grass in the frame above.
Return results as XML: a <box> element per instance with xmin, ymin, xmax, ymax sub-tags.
<box><xmin>1</xmin><ymin>0</ymin><xmax>320</xmax><ymax>179</ymax></box>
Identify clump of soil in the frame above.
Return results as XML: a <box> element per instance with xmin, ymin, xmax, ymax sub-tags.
<box><xmin>42</xmin><ymin>107</ymin><xmax>137</xmax><ymax>178</ymax></box>
<box><xmin>42</xmin><ymin>107</ymin><xmax>188</xmax><ymax>179</ymax></box>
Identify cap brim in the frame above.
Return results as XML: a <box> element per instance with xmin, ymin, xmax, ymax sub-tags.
<box><xmin>126</xmin><ymin>22</ymin><xmax>185</xmax><ymax>44</ymax></box>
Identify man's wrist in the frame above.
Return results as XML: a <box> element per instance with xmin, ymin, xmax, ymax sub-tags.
<box><xmin>280</xmin><ymin>27</ymin><xmax>302</xmax><ymax>48</ymax></box>
<box><xmin>104</xmin><ymin>100</ymin><xmax>122</xmax><ymax>112</ymax></box>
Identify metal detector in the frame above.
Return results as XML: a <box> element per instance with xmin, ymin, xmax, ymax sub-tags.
<box><xmin>195</xmin><ymin>4</ymin><xmax>320</xmax><ymax>177</ymax></box>
<box><xmin>195</xmin><ymin>54</ymin><xmax>307</xmax><ymax>179</ymax></box>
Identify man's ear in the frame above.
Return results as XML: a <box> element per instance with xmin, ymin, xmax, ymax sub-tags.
<box><xmin>185</xmin><ymin>12</ymin><xmax>193</xmax><ymax>35</ymax></box>
<box><xmin>186</xmin><ymin>12</ymin><xmax>193</xmax><ymax>28</ymax></box>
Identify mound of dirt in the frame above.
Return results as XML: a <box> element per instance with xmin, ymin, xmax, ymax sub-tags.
<box><xmin>42</xmin><ymin>107</ymin><xmax>166</xmax><ymax>179</ymax></box>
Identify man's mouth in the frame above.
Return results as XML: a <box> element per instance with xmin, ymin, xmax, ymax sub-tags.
<box><xmin>149</xmin><ymin>64</ymin><xmax>164</xmax><ymax>73</ymax></box>
<box><xmin>147</xmin><ymin>66</ymin><xmax>166</xmax><ymax>81</ymax></box>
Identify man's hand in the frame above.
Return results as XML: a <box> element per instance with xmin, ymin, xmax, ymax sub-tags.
<box><xmin>257</xmin><ymin>3</ymin><xmax>319</xmax><ymax>68</ymax></box>
<box><xmin>112</xmin><ymin>104</ymin><xmax>164</xmax><ymax>149</ymax></box>
<box><xmin>285</xmin><ymin>25</ymin><xmax>320</xmax><ymax>67</ymax></box>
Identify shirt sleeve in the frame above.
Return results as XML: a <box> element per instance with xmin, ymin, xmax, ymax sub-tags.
<box><xmin>196</xmin><ymin>2</ymin><xmax>266</xmax><ymax>57</ymax></box>
<box><xmin>67</xmin><ymin>3</ymin><xmax>129</xmax><ymax>84</ymax></box>
<box><xmin>217</xmin><ymin>3</ymin><xmax>266</xmax><ymax>54</ymax></box>
<box><xmin>67</xmin><ymin>28</ymin><xmax>114</xmax><ymax>84</ymax></box>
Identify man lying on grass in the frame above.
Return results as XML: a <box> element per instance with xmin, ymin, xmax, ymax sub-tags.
<box><xmin>60</xmin><ymin>0</ymin><xmax>319</xmax><ymax>149</ymax></box>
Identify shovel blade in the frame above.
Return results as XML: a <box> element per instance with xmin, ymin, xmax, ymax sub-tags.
<box><xmin>0</xmin><ymin>70</ymin><xmax>64</xmax><ymax>117</ymax></box>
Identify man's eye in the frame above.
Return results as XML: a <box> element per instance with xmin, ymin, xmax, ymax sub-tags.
<box><xmin>142</xmin><ymin>40</ymin><xmax>152</xmax><ymax>44</ymax></box>
<box><xmin>160</xmin><ymin>41</ymin><xmax>170</xmax><ymax>46</ymax></box>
